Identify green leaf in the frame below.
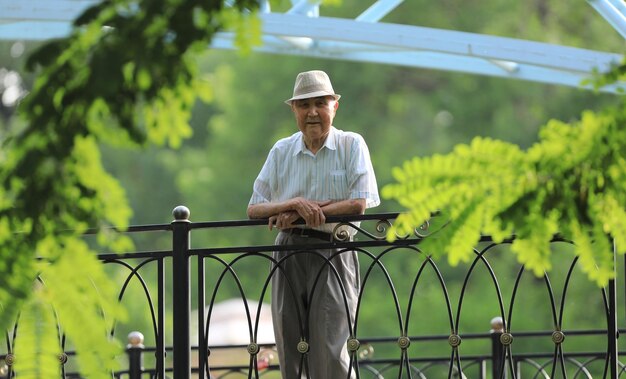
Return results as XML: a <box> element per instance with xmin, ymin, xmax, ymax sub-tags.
<box><xmin>12</xmin><ymin>295</ymin><xmax>62</xmax><ymax>379</ymax></box>
<box><xmin>385</xmin><ymin>105</ymin><xmax>626</xmax><ymax>286</ymax></box>
<box><xmin>39</xmin><ymin>239</ymin><xmax>126</xmax><ymax>378</ymax></box>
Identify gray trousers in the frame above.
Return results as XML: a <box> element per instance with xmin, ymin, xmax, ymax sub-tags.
<box><xmin>271</xmin><ymin>231</ymin><xmax>359</xmax><ymax>379</ymax></box>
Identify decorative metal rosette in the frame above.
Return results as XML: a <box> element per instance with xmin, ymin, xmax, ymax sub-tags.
<box><xmin>448</xmin><ymin>334</ymin><xmax>462</xmax><ymax>347</ymax></box>
<box><xmin>247</xmin><ymin>343</ymin><xmax>260</xmax><ymax>355</ymax></box>
<box><xmin>5</xmin><ymin>353</ymin><xmax>14</xmax><ymax>366</ymax></box>
<box><xmin>551</xmin><ymin>330</ymin><xmax>565</xmax><ymax>344</ymax></box>
<box><xmin>397</xmin><ymin>336</ymin><xmax>411</xmax><ymax>349</ymax></box>
<box><xmin>500</xmin><ymin>333</ymin><xmax>514</xmax><ymax>346</ymax></box>
<box><xmin>347</xmin><ymin>338</ymin><xmax>360</xmax><ymax>352</ymax></box>
<box><xmin>297</xmin><ymin>341</ymin><xmax>309</xmax><ymax>353</ymax></box>
<box><xmin>58</xmin><ymin>353</ymin><xmax>68</xmax><ymax>365</ymax></box>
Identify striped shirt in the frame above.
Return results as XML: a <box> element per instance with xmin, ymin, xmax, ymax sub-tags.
<box><xmin>249</xmin><ymin>126</ymin><xmax>380</xmax><ymax>232</ymax></box>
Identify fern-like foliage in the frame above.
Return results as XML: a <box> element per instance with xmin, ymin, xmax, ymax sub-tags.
<box><xmin>12</xmin><ymin>295</ymin><xmax>61</xmax><ymax>379</ymax></box>
<box><xmin>11</xmin><ymin>238</ymin><xmax>125</xmax><ymax>379</ymax></box>
<box><xmin>383</xmin><ymin>107</ymin><xmax>626</xmax><ymax>286</ymax></box>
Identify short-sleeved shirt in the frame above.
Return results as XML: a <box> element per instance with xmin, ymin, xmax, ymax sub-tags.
<box><xmin>249</xmin><ymin>126</ymin><xmax>380</xmax><ymax>234</ymax></box>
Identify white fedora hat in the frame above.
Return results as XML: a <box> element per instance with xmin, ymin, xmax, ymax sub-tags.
<box><xmin>284</xmin><ymin>70</ymin><xmax>341</xmax><ymax>105</ymax></box>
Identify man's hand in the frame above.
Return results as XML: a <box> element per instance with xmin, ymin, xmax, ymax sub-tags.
<box><xmin>266</xmin><ymin>198</ymin><xmax>332</xmax><ymax>230</ymax></box>
<box><xmin>290</xmin><ymin>198</ymin><xmax>331</xmax><ymax>228</ymax></box>
<box><xmin>268</xmin><ymin>211</ymin><xmax>300</xmax><ymax>230</ymax></box>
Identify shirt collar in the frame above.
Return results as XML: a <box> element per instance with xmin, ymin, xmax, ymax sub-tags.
<box><xmin>295</xmin><ymin>126</ymin><xmax>337</xmax><ymax>156</ymax></box>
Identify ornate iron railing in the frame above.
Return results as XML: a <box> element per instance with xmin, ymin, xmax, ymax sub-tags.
<box><xmin>0</xmin><ymin>206</ymin><xmax>623</xmax><ymax>378</ymax></box>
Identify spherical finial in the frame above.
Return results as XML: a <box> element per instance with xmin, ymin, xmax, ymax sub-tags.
<box><xmin>490</xmin><ymin>316</ymin><xmax>504</xmax><ymax>333</ymax></box>
<box><xmin>127</xmin><ymin>331</ymin><xmax>145</xmax><ymax>348</ymax></box>
<box><xmin>172</xmin><ymin>205</ymin><xmax>190</xmax><ymax>221</ymax></box>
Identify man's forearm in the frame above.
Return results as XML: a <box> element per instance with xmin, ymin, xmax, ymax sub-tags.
<box><xmin>247</xmin><ymin>201</ymin><xmax>291</xmax><ymax>219</ymax></box>
<box><xmin>321</xmin><ymin>198</ymin><xmax>366</xmax><ymax>216</ymax></box>
<box><xmin>248</xmin><ymin>197</ymin><xmax>366</xmax><ymax>221</ymax></box>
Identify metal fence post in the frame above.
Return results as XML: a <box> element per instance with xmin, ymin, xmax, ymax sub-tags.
<box><xmin>608</xmin><ymin>240</ymin><xmax>618</xmax><ymax>379</ymax></box>
<box><xmin>172</xmin><ymin>206</ymin><xmax>191</xmax><ymax>379</ymax></box>
<box><xmin>490</xmin><ymin>316</ymin><xmax>505</xmax><ymax>379</ymax></box>
<box><xmin>127</xmin><ymin>331</ymin><xmax>144</xmax><ymax>379</ymax></box>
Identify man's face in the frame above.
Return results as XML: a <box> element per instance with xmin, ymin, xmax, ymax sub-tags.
<box><xmin>291</xmin><ymin>96</ymin><xmax>339</xmax><ymax>142</ymax></box>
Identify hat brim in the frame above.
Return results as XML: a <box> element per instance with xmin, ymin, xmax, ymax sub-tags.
<box><xmin>284</xmin><ymin>91</ymin><xmax>341</xmax><ymax>105</ymax></box>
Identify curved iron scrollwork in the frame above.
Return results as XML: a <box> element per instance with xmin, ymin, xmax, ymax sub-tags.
<box><xmin>331</xmin><ymin>217</ymin><xmax>433</xmax><ymax>241</ymax></box>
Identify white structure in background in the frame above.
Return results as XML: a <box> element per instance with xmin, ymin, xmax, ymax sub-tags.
<box><xmin>0</xmin><ymin>0</ymin><xmax>624</xmax><ymax>92</ymax></box>
<box><xmin>190</xmin><ymin>299</ymin><xmax>275</xmax><ymax>346</ymax></box>
<box><xmin>0</xmin><ymin>68</ymin><xmax>26</xmax><ymax>108</ymax></box>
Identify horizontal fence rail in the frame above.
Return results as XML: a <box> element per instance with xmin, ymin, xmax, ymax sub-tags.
<box><xmin>1</xmin><ymin>206</ymin><xmax>624</xmax><ymax>378</ymax></box>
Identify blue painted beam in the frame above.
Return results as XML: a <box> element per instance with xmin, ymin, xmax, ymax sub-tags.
<box><xmin>259</xmin><ymin>0</ymin><xmax>271</xmax><ymax>13</ymax></box>
<box><xmin>0</xmin><ymin>21</ymin><xmax>71</xmax><ymax>40</ymax></box>
<box><xmin>0</xmin><ymin>0</ymin><xmax>97</xmax><ymax>22</ymax></box>
<box><xmin>287</xmin><ymin>0</ymin><xmax>320</xmax><ymax>16</ymax></box>
<box><xmin>258</xmin><ymin>13</ymin><xmax>622</xmax><ymax>74</ymax></box>
<box><xmin>608</xmin><ymin>0</ymin><xmax>626</xmax><ymax>14</ymax></box>
<box><xmin>212</xmin><ymin>33</ymin><xmax>625</xmax><ymax>93</ymax></box>
<box><xmin>588</xmin><ymin>0</ymin><xmax>626</xmax><ymax>39</ymax></box>
<box><xmin>356</xmin><ymin>0</ymin><xmax>404</xmax><ymax>22</ymax></box>
<box><xmin>0</xmin><ymin>2</ymin><xmax>623</xmax><ymax>93</ymax></box>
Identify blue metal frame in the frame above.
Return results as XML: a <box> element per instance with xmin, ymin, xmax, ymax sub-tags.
<box><xmin>588</xmin><ymin>0</ymin><xmax>626</xmax><ymax>39</ymax></box>
<box><xmin>0</xmin><ymin>1</ymin><xmax>624</xmax><ymax>92</ymax></box>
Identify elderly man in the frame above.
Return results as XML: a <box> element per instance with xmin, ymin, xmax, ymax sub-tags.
<box><xmin>247</xmin><ymin>70</ymin><xmax>380</xmax><ymax>378</ymax></box>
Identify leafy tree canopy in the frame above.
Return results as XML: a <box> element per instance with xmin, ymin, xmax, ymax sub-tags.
<box><xmin>1</xmin><ymin>0</ymin><xmax>262</xmax><ymax>376</ymax></box>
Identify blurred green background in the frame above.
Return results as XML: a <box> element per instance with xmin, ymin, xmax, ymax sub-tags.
<box><xmin>1</xmin><ymin>0</ymin><xmax>623</xmax><ymax>376</ymax></box>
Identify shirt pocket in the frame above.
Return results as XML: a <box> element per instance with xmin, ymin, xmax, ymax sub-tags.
<box><xmin>328</xmin><ymin>169</ymin><xmax>348</xmax><ymax>200</ymax></box>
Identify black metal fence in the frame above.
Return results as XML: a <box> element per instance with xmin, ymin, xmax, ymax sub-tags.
<box><xmin>1</xmin><ymin>206</ymin><xmax>624</xmax><ymax>378</ymax></box>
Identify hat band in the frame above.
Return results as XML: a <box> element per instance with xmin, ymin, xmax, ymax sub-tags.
<box><xmin>294</xmin><ymin>83</ymin><xmax>334</xmax><ymax>97</ymax></box>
